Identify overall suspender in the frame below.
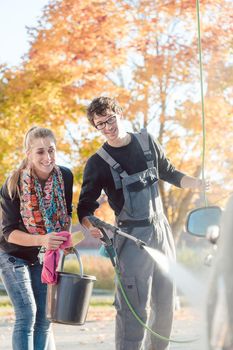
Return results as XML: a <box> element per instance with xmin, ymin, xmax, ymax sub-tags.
<box><xmin>96</xmin><ymin>129</ymin><xmax>154</xmax><ymax>190</ymax></box>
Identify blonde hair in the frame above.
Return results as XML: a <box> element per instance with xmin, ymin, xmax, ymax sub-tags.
<box><xmin>7</xmin><ymin>127</ymin><xmax>56</xmax><ymax>199</ymax></box>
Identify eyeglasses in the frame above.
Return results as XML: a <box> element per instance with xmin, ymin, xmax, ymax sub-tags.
<box><xmin>94</xmin><ymin>115</ymin><xmax>117</xmax><ymax>130</ymax></box>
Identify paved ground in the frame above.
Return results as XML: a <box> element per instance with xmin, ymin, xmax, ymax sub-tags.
<box><xmin>0</xmin><ymin>297</ymin><xmax>206</xmax><ymax>350</ymax></box>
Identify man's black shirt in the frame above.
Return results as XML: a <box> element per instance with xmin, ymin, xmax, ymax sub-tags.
<box><xmin>78</xmin><ymin>133</ymin><xmax>185</xmax><ymax>222</ymax></box>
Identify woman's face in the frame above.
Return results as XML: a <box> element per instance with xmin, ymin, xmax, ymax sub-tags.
<box><xmin>27</xmin><ymin>137</ymin><xmax>56</xmax><ymax>180</ymax></box>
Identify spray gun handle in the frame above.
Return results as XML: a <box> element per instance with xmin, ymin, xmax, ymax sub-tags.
<box><xmin>99</xmin><ymin>227</ymin><xmax>112</xmax><ymax>246</ymax></box>
<box><xmin>98</xmin><ymin>227</ymin><xmax>116</xmax><ymax>267</ymax></box>
<box><xmin>88</xmin><ymin>216</ymin><xmax>147</xmax><ymax>249</ymax></box>
<box><xmin>87</xmin><ymin>216</ymin><xmax>118</xmax><ymax>234</ymax></box>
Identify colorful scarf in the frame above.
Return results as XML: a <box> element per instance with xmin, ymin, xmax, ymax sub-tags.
<box><xmin>19</xmin><ymin>166</ymin><xmax>70</xmax><ymax>235</ymax></box>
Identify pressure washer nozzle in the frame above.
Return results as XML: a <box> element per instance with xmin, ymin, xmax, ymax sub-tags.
<box><xmin>136</xmin><ymin>239</ymin><xmax>147</xmax><ymax>249</ymax></box>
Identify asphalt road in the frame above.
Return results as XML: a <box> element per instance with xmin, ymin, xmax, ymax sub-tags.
<box><xmin>0</xmin><ymin>303</ymin><xmax>206</xmax><ymax>350</ymax></box>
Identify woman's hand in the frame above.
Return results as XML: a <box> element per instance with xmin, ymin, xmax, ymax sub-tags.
<box><xmin>63</xmin><ymin>247</ymin><xmax>75</xmax><ymax>256</ymax></box>
<box><xmin>40</xmin><ymin>232</ymin><xmax>67</xmax><ymax>250</ymax></box>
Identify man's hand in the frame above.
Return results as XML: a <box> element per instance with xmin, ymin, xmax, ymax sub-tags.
<box><xmin>89</xmin><ymin>226</ymin><xmax>103</xmax><ymax>239</ymax></box>
<box><xmin>196</xmin><ymin>178</ymin><xmax>210</xmax><ymax>192</ymax></box>
<box><xmin>180</xmin><ymin>175</ymin><xmax>210</xmax><ymax>191</ymax></box>
<box><xmin>81</xmin><ymin>216</ymin><xmax>103</xmax><ymax>239</ymax></box>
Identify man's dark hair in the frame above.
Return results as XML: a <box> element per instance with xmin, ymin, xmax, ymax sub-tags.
<box><xmin>87</xmin><ymin>96</ymin><xmax>122</xmax><ymax>126</ymax></box>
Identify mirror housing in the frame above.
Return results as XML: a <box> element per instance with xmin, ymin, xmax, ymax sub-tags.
<box><xmin>185</xmin><ymin>206</ymin><xmax>222</xmax><ymax>238</ymax></box>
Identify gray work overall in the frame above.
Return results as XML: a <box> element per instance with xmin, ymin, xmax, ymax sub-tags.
<box><xmin>97</xmin><ymin>130</ymin><xmax>176</xmax><ymax>350</ymax></box>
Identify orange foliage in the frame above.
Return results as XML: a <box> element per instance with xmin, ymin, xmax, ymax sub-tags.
<box><xmin>0</xmin><ymin>0</ymin><xmax>232</xmax><ymax>241</ymax></box>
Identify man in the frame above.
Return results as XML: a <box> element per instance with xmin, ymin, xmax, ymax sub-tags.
<box><xmin>77</xmin><ymin>96</ymin><xmax>207</xmax><ymax>350</ymax></box>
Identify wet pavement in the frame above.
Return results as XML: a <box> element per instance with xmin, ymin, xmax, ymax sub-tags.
<box><xmin>0</xmin><ymin>299</ymin><xmax>205</xmax><ymax>350</ymax></box>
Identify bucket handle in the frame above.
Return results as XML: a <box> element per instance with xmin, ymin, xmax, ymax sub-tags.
<box><xmin>60</xmin><ymin>247</ymin><xmax>84</xmax><ymax>277</ymax></box>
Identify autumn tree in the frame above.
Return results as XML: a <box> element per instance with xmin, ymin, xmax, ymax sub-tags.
<box><xmin>112</xmin><ymin>0</ymin><xmax>233</xmax><ymax>241</ymax></box>
<box><xmin>0</xmin><ymin>0</ymin><xmax>131</xmax><ymax>183</ymax></box>
<box><xmin>0</xmin><ymin>0</ymin><xmax>232</xmax><ymax>241</ymax></box>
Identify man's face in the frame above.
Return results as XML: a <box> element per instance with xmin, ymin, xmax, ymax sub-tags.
<box><xmin>93</xmin><ymin>110</ymin><xmax>123</xmax><ymax>143</ymax></box>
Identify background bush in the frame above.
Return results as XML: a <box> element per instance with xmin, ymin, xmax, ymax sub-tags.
<box><xmin>63</xmin><ymin>255</ymin><xmax>115</xmax><ymax>291</ymax></box>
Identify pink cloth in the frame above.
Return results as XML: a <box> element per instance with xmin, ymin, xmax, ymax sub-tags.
<box><xmin>41</xmin><ymin>231</ymin><xmax>72</xmax><ymax>284</ymax></box>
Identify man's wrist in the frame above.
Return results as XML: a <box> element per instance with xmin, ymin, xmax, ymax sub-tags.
<box><xmin>195</xmin><ymin>178</ymin><xmax>202</xmax><ymax>189</ymax></box>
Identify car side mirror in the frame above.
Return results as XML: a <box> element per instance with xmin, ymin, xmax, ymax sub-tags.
<box><xmin>185</xmin><ymin>206</ymin><xmax>222</xmax><ymax>238</ymax></box>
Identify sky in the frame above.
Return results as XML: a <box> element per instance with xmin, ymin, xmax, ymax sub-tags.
<box><xmin>0</xmin><ymin>0</ymin><xmax>49</xmax><ymax>67</ymax></box>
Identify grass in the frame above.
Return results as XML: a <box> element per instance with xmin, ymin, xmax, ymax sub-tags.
<box><xmin>89</xmin><ymin>296</ymin><xmax>114</xmax><ymax>307</ymax></box>
<box><xmin>0</xmin><ymin>297</ymin><xmax>12</xmax><ymax>308</ymax></box>
<box><xmin>0</xmin><ymin>295</ymin><xmax>114</xmax><ymax>319</ymax></box>
<box><xmin>0</xmin><ymin>296</ymin><xmax>113</xmax><ymax>308</ymax></box>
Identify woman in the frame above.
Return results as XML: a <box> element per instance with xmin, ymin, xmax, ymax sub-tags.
<box><xmin>0</xmin><ymin>127</ymin><xmax>73</xmax><ymax>350</ymax></box>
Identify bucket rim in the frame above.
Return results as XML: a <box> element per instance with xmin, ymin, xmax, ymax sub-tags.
<box><xmin>57</xmin><ymin>271</ymin><xmax>96</xmax><ymax>280</ymax></box>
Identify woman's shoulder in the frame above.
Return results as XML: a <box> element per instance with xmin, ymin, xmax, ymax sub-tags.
<box><xmin>0</xmin><ymin>178</ymin><xmax>11</xmax><ymax>199</ymax></box>
<box><xmin>58</xmin><ymin>165</ymin><xmax>73</xmax><ymax>179</ymax></box>
<box><xmin>58</xmin><ymin>166</ymin><xmax>73</xmax><ymax>190</ymax></box>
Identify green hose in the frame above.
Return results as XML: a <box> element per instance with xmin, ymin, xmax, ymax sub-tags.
<box><xmin>115</xmin><ymin>265</ymin><xmax>199</xmax><ymax>344</ymax></box>
<box><xmin>196</xmin><ymin>0</ymin><xmax>208</xmax><ymax>206</ymax></box>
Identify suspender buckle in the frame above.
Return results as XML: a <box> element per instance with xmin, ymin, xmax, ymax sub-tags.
<box><xmin>144</xmin><ymin>150</ymin><xmax>153</xmax><ymax>161</ymax></box>
<box><xmin>113</xmin><ymin>163</ymin><xmax>124</xmax><ymax>174</ymax></box>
